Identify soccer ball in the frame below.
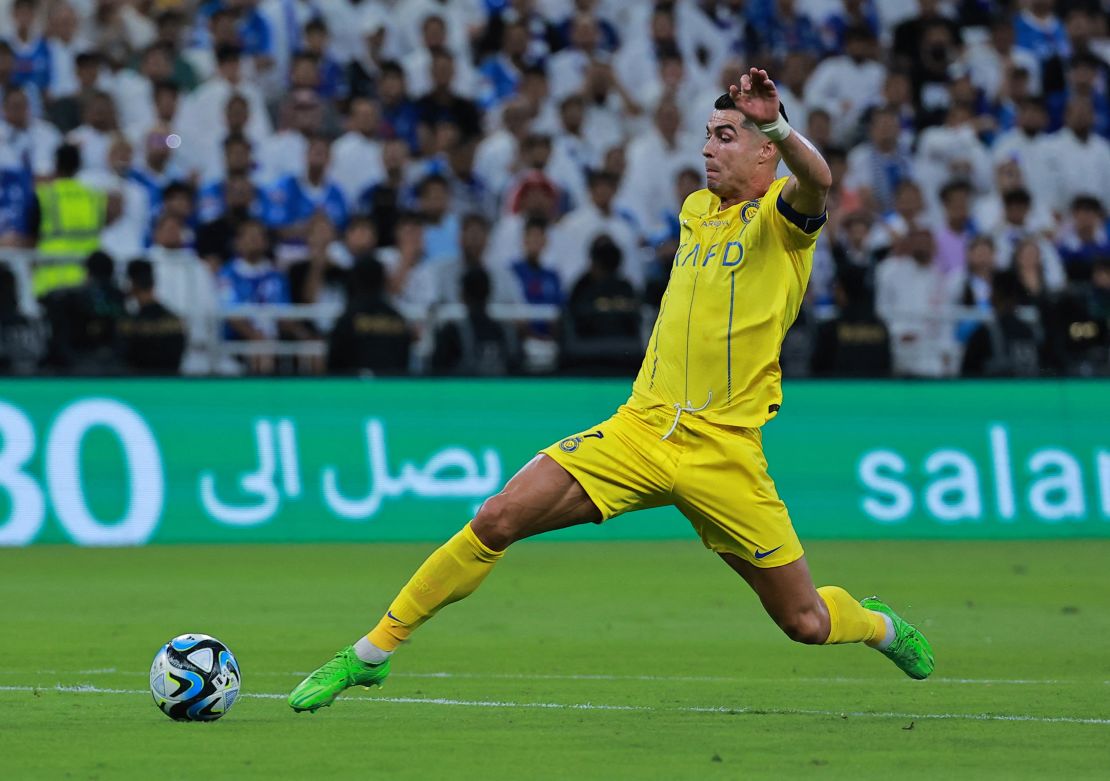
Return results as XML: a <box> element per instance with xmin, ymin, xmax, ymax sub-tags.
<box><xmin>149</xmin><ymin>633</ymin><xmax>241</xmax><ymax>721</ymax></box>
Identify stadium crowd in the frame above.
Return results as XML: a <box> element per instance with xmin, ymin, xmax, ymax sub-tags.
<box><xmin>0</xmin><ymin>0</ymin><xmax>1107</xmax><ymax>378</ymax></box>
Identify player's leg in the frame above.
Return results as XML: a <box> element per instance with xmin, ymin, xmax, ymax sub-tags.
<box><xmin>363</xmin><ymin>454</ymin><xmax>601</xmax><ymax>655</ymax></box>
<box><xmin>288</xmin><ymin>455</ymin><xmax>598</xmax><ymax>712</ymax></box>
<box><xmin>718</xmin><ymin>552</ymin><xmax>933</xmax><ymax>679</ymax></box>
<box><xmin>290</xmin><ymin>406</ymin><xmax>675</xmax><ymax>711</ymax></box>
<box><xmin>673</xmin><ymin>423</ymin><xmax>933</xmax><ymax>679</ymax></box>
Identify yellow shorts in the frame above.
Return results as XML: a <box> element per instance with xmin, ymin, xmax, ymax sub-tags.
<box><xmin>540</xmin><ymin>404</ymin><xmax>803</xmax><ymax>568</ymax></box>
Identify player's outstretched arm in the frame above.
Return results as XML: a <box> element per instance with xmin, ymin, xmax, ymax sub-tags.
<box><xmin>730</xmin><ymin>67</ymin><xmax>832</xmax><ymax>217</ymax></box>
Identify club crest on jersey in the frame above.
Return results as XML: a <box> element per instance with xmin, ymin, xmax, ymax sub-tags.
<box><xmin>559</xmin><ymin>436</ymin><xmax>582</xmax><ymax>452</ymax></box>
<box><xmin>740</xmin><ymin>200</ymin><xmax>761</xmax><ymax>224</ymax></box>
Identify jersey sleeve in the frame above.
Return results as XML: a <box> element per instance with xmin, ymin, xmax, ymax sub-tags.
<box><xmin>765</xmin><ymin>176</ymin><xmax>827</xmax><ymax>250</ymax></box>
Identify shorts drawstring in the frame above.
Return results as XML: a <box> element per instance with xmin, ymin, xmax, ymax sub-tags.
<box><xmin>660</xmin><ymin>391</ymin><xmax>712</xmax><ymax>441</ymax></box>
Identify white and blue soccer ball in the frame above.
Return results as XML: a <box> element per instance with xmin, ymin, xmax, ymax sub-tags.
<box><xmin>149</xmin><ymin>633</ymin><xmax>241</xmax><ymax>721</ymax></box>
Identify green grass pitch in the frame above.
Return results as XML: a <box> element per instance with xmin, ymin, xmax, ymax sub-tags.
<box><xmin>2</xmin><ymin>539</ymin><xmax>1108</xmax><ymax>780</ymax></box>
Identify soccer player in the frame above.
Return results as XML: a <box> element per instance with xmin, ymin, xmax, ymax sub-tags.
<box><xmin>289</xmin><ymin>67</ymin><xmax>935</xmax><ymax>712</ymax></box>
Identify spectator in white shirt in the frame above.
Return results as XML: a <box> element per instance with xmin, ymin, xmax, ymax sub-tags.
<box><xmin>80</xmin><ymin>135</ymin><xmax>149</xmax><ymax>261</ymax></box>
<box><xmin>474</xmin><ymin>98</ymin><xmax>534</xmax><ymax>202</ymax></box>
<box><xmin>961</xmin><ymin>17</ymin><xmax>1042</xmax><ymax>101</ymax></box>
<box><xmin>147</xmin><ymin>212</ymin><xmax>222</xmax><ymax>375</ymax></box>
<box><xmin>546</xmin><ymin>93</ymin><xmax>595</xmax><ymax>211</ymax></box>
<box><xmin>0</xmin><ymin>86</ymin><xmax>60</xmax><ymax>177</ymax></box>
<box><xmin>973</xmin><ymin>158</ymin><xmax>1055</xmax><ymax>236</ymax></box>
<box><xmin>111</xmin><ymin>42</ymin><xmax>174</xmax><ymax>143</ymax></box>
<box><xmin>1039</xmin><ymin>95</ymin><xmax>1110</xmax><ymax>216</ymax></box>
<box><xmin>45</xmin><ymin>1</ymin><xmax>83</xmax><ymax>100</ymax></box>
<box><xmin>844</xmin><ymin>105</ymin><xmax>914</xmax><ymax>213</ymax></box>
<box><xmin>914</xmin><ymin>101</ymin><xmax>993</xmax><ymax>206</ymax></box>
<box><xmin>991</xmin><ymin>97</ymin><xmax>1052</xmax><ymax>207</ymax></box>
<box><xmin>548</xmin><ymin>12</ymin><xmax>605</xmax><ymax>101</ymax></box>
<box><xmin>257</xmin><ymin>89</ymin><xmax>323</xmax><ymax>184</ymax></box>
<box><xmin>402</xmin><ymin>13</ymin><xmax>477</xmax><ymax>100</ymax></box>
<box><xmin>329</xmin><ymin>96</ymin><xmax>386</xmax><ymax>206</ymax></box>
<box><xmin>619</xmin><ymin>97</ymin><xmax>702</xmax><ymax>241</ymax></box>
<box><xmin>875</xmin><ymin>224</ymin><xmax>961</xmax><ymax>377</ymax></box>
<box><xmin>804</xmin><ymin>25</ymin><xmax>887</xmax><ymax>144</ymax></box>
<box><xmin>67</xmin><ymin>90</ymin><xmax>117</xmax><ymax>174</ymax></box>
<box><xmin>548</xmin><ymin>169</ymin><xmax>642</xmax><ymax>291</ymax></box>
<box><xmin>990</xmin><ymin>187</ymin><xmax>1066</xmax><ymax>291</ymax></box>
<box><xmin>179</xmin><ymin>45</ymin><xmax>273</xmax><ymax>174</ymax></box>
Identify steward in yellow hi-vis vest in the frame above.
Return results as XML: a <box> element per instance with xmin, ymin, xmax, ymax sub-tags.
<box><xmin>286</xmin><ymin>70</ymin><xmax>934</xmax><ymax>716</ymax></box>
<box><xmin>32</xmin><ymin>144</ymin><xmax>106</xmax><ymax>297</ymax></box>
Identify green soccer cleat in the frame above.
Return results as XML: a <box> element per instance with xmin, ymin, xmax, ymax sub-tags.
<box><xmin>288</xmin><ymin>646</ymin><xmax>391</xmax><ymax>712</ymax></box>
<box><xmin>860</xmin><ymin>596</ymin><xmax>935</xmax><ymax>680</ymax></box>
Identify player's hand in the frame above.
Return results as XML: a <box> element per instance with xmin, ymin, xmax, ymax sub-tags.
<box><xmin>728</xmin><ymin>67</ymin><xmax>781</xmax><ymax>126</ymax></box>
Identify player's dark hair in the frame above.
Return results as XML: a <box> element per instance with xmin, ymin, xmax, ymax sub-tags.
<box><xmin>714</xmin><ymin>93</ymin><xmax>789</xmax><ymax>123</ymax></box>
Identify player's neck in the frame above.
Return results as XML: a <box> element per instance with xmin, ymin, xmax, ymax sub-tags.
<box><xmin>718</xmin><ymin>182</ymin><xmax>769</xmax><ymax>211</ymax></box>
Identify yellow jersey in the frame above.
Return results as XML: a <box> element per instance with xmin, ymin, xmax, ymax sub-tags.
<box><xmin>628</xmin><ymin>176</ymin><xmax>826</xmax><ymax>428</ymax></box>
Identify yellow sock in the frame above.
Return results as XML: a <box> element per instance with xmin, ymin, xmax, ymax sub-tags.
<box><xmin>367</xmin><ymin>522</ymin><xmax>503</xmax><ymax>652</ymax></box>
<box><xmin>817</xmin><ymin>586</ymin><xmax>888</xmax><ymax>646</ymax></box>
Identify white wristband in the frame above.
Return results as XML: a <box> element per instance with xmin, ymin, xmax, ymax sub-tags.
<box><xmin>756</xmin><ymin>115</ymin><xmax>792</xmax><ymax>142</ymax></box>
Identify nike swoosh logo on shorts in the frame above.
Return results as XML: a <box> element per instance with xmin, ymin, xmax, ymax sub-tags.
<box><xmin>754</xmin><ymin>545</ymin><xmax>784</xmax><ymax>560</ymax></box>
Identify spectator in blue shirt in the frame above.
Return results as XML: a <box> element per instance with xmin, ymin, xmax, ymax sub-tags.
<box><xmin>0</xmin><ymin>163</ymin><xmax>32</xmax><ymax>245</ymax></box>
<box><xmin>749</xmin><ymin>0</ymin><xmax>824</xmax><ymax>61</ymax></box>
<box><xmin>303</xmin><ymin>18</ymin><xmax>347</xmax><ymax>101</ymax></box>
<box><xmin>264</xmin><ymin>135</ymin><xmax>348</xmax><ymax>251</ymax></box>
<box><xmin>511</xmin><ymin>216</ymin><xmax>562</xmax><ymax>338</ymax></box>
<box><xmin>198</xmin><ymin>134</ymin><xmax>265</xmax><ymax>224</ymax></box>
<box><xmin>129</xmin><ymin>131</ymin><xmax>188</xmax><ymax>244</ymax></box>
<box><xmin>477</xmin><ymin>20</ymin><xmax>535</xmax><ymax>111</ymax></box>
<box><xmin>1057</xmin><ymin>195</ymin><xmax>1110</xmax><ymax>283</ymax></box>
<box><xmin>7</xmin><ymin>0</ymin><xmax>50</xmax><ymax>95</ymax></box>
<box><xmin>377</xmin><ymin>61</ymin><xmax>421</xmax><ymax>153</ymax></box>
<box><xmin>1013</xmin><ymin>0</ymin><xmax>1068</xmax><ymax>64</ymax></box>
<box><xmin>218</xmin><ymin>218</ymin><xmax>294</xmax><ymax>358</ymax></box>
<box><xmin>415</xmin><ymin>173</ymin><xmax>460</xmax><ymax>265</ymax></box>
<box><xmin>1046</xmin><ymin>54</ymin><xmax>1110</xmax><ymax>136</ymax></box>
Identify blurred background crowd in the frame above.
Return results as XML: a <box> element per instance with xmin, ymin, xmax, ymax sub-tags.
<box><xmin>0</xmin><ymin>0</ymin><xmax>1107</xmax><ymax>378</ymax></box>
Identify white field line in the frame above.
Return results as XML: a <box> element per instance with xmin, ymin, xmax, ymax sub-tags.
<box><xmin>2</xmin><ymin>669</ymin><xmax>1106</xmax><ymax>686</ymax></box>
<box><xmin>1</xmin><ymin>684</ymin><xmax>1109</xmax><ymax>727</ymax></box>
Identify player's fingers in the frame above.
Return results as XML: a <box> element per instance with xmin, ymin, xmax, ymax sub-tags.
<box><xmin>739</xmin><ymin>74</ymin><xmax>752</xmax><ymax>92</ymax></box>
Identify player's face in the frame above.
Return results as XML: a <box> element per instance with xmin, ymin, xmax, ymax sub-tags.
<box><xmin>703</xmin><ymin>109</ymin><xmax>766</xmax><ymax>199</ymax></box>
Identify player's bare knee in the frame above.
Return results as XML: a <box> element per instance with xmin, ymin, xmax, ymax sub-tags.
<box><xmin>778</xmin><ymin>610</ymin><xmax>827</xmax><ymax>645</ymax></box>
<box><xmin>471</xmin><ymin>494</ymin><xmax>523</xmax><ymax>550</ymax></box>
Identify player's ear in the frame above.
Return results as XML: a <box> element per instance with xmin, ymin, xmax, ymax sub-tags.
<box><xmin>760</xmin><ymin>138</ymin><xmax>777</xmax><ymax>163</ymax></box>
